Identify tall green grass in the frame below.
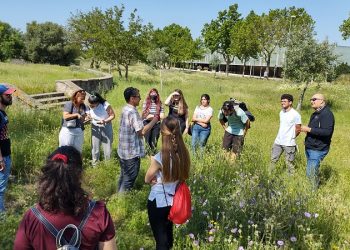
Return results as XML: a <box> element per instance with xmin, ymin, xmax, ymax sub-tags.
<box><xmin>1</xmin><ymin>63</ymin><xmax>350</xmax><ymax>249</ymax></box>
<box><xmin>0</xmin><ymin>62</ymin><xmax>97</xmax><ymax>94</ymax></box>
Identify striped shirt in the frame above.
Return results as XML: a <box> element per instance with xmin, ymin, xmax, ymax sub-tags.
<box><xmin>117</xmin><ymin>104</ymin><xmax>145</xmax><ymax>160</ymax></box>
<box><xmin>142</xmin><ymin>102</ymin><xmax>164</xmax><ymax>116</ymax></box>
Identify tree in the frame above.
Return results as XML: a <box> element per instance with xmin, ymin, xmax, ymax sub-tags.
<box><xmin>147</xmin><ymin>48</ymin><xmax>169</xmax><ymax>69</ymax></box>
<box><xmin>68</xmin><ymin>8</ymin><xmax>106</xmax><ymax>69</ymax></box>
<box><xmin>209</xmin><ymin>54</ymin><xmax>221</xmax><ymax>77</ymax></box>
<box><xmin>340</xmin><ymin>15</ymin><xmax>350</xmax><ymax>40</ymax></box>
<box><xmin>230</xmin><ymin>11</ymin><xmax>260</xmax><ymax>76</ymax></box>
<box><xmin>257</xmin><ymin>7</ymin><xmax>314</xmax><ymax>75</ymax></box>
<box><xmin>25</xmin><ymin>21</ymin><xmax>79</xmax><ymax>65</ymax></box>
<box><xmin>153</xmin><ymin>24</ymin><xmax>198</xmax><ymax>68</ymax></box>
<box><xmin>202</xmin><ymin>4</ymin><xmax>241</xmax><ymax>76</ymax></box>
<box><xmin>285</xmin><ymin>29</ymin><xmax>337</xmax><ymax>110</ymax></box>
<box><xmin>0</xmin><ymin>21</ymin><xmax>24</xmax><ymax>61</ymax></box>
<box><xmin>69</xmin><ymin>5</ymin><xmax>152</xmax><ymax>79</ymax></box>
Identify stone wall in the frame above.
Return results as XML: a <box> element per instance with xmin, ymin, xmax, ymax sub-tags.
<box><xmin>56</xmin><ymin>70</ymin><xmax>114</xmax><ymax>98</ymax></box>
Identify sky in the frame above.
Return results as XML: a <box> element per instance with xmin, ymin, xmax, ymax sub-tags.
<box><xmin>1</xmin><ymin>0</ymin><xmax>350</xmax><ymax>46</ymax></box>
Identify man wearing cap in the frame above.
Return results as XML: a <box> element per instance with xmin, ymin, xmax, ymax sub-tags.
<box><xmin>270</xmin><ymin>94</ymin><xmax>301</xmax><ymax>174</ymax></box>
<box><xmin>218</xmin><ymin>100</ymin><xmax>249</xmax><ymax>160</ymax></box>
<box><xmin>0</xmin><ymin>84</ymin><xmax>15</xmax><ymax>212</ymax></box>
<box><xmin>301</xmin><ymin>93</ymin><xmax>335</xmax><ymax>189</ymax></box>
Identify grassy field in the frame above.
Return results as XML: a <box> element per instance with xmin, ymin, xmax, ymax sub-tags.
<box><xmin>0</xmin><ymin>62</ymin><xmax>98</xmax><ymax>94</ymax></box>
<box><xmin>1</xmin><ymin>63</ymin><xmax>350</xmax><ymax>249</ymax></box>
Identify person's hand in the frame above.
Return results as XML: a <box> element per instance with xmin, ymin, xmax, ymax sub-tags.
<box><xmin>183</xmin><ymin>127</ymin><xmax>189</xmax><ymax>135</ymax></box>
<box><xmin>150</xmin><ymin>177</ymin><xmax>157</xmax><ymax>186</ymax></box>
<box><xmin>301</xmin><ymin>125</ymin><xmax>311</xmax><ymax>133</ymax></box>
<box><xmin>146</xmin><ymin>114</ymin><xmax>154</xmax><ymax>120</ymax></box>
<box><xmin>0</xmin><ymin>159</ymin><xmax>5</xmax><ymax>172</ymax></box>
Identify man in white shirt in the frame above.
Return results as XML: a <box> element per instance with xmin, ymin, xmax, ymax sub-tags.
<box><xmin>271</xmin><ymin>94</ymin><xmax>301</xmax><ymax>174</ymax></box>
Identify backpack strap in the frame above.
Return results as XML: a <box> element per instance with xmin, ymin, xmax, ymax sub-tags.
<box><xmin>30</xmin><ymin>206</ymin><xmax>69</xmax><ymax>245</ymax></box>
<box><xmin>69</xmin><ymin>200</ymin><xmax>97</xmax><ymax>245</ymax></box>
<box><xmin>31</xmin><ymin>200</ymin><xmax>97</xmax><ymax>247</ymax></box>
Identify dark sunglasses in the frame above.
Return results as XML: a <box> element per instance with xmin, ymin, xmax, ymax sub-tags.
<box><xmin>310</xmin><ymin>98</ymin><xmax>322</xmax><ymax>102</ymax></box>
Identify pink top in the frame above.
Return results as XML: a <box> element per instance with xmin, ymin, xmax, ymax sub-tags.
<box><xmin>14</xmin><ymin>201</ymin><xmax>115</xmax><ymax>250</ymax></box>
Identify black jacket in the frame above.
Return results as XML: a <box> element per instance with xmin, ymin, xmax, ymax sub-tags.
<box><xmin>305</xmin><ymin>105</ymin><xmax>335</xmax><ymax>151</ymax></box>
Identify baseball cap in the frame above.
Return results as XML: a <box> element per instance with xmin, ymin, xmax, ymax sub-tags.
<box><xmin>0</xmin><ymin>84</ymin><xmax>16</xmax><ymax>95</ymax></box>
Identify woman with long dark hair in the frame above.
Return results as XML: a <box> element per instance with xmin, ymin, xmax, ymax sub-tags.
<box><xmin>59</xmin><ymin>89</ymin><xmax>88</xmax><ymax>153</ymax></box>
<box><xmin>142</xmin><ymin>88</ymin><xmax>164</xmax><ymax>153</ymax></box>
<box><xmin>14</xmin><ymin>146</ymin><xmax>116</xmax><ymax>250</ymax></box>
<box><xmin>191</xmin><ymin>94</ymin><xmax>213</xmax><ymax>152</ymax></box>
<box><xmin>88</xmin><ymin>92</ymin><xmax>115</xmax><ymax>165</ymax></box>
<box><xmin>145</xmin><ymin>117</ymin><xmax>190</xmax><ymax>250</ymax></box>
<box><xmin>164</xmin><ymin>89</ymin><xmax>189</xmax><ymax>135</ymax></box>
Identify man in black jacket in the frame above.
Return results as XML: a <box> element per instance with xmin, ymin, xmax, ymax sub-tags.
<box><xmin>301</xmin><ymin>93</ymin><xmax>335</xmax><ymax>189</ymax></box>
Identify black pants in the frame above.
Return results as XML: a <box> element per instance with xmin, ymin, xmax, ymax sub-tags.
<box><xmin>144</xmin><ymin>122</ymin><xmax>161</xmax><ymax>152</ymax></box>
<box><xmin>147</xmin><ymin>199</ymin><xmax>173</xmax><ymax>250</ymax></box>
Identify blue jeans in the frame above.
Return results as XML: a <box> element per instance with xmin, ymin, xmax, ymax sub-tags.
<box><xmin>0</xmin><ymin>155</ymin><xmax>11</xmax><ymax>212</ymax></box>
<box><xmin>118</xmin><ymin>157</ymin><xmax>140</xmax><ymax>193</ymax></box>
<box><xmin>305</xmin><ymin>149</ymin><xmax>329</xmax><ymax>188</ymax></box>
<box><xmin>191</xmin><ymin>124</ymin><xmax>211</xmax><ymax>152</ymax></box>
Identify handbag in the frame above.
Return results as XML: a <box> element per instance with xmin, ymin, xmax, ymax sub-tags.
<box><xmin>162</xmin><ymin>181</ymin><xmax>192</xmax><ymax>224</ymax></box>
<box><xmin>66</xmin><ymin>119</ymin><xmax>77</xmax><ymax>128</ymax></box>
<box><xmin>187</xmin><ymin>123</ymin><xmax>193</xmax><ymax>136</ymax></box>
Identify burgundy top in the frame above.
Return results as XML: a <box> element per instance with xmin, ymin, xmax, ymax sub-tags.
<box><xmin>14</xmin><ymin>201</ymin><xmax>115</xmax><ymax>250</ymax></box>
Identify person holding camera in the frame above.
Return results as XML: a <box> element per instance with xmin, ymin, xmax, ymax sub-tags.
<box><xmin>59</xmin><ymin>89</ymin><xmax>88</xmax><ymax>153</ymax></box>
<box><xmin>218</xmin><ymin>100</ymin><xmax>249</xmax><ymax>160</ymax></box>
<box><xmin>164</xmin><ymin>89</ymin><xmax>189</xmax><ymax>135</ymax></box>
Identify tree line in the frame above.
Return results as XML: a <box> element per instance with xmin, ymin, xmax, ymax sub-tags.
<box><xmin>1</xmin><ymin>4</ymin><xmax>350</xmax><ymax>82</ymax></box>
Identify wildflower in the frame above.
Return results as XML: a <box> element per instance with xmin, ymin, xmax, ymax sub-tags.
<box><xmin>208</xmin><ymin>236</ymin><xmax>214</xmax><ymax>242</ymax></box>
<box><xmin>188</xmin><ymin>233</ymin><xmax>195</xmax><ymax>239</ymax></box>
<box><xmin>248</xmin><ymin>240</ymin><xmax>253</xmax><ymax>246</ymax></box>
<box><xmin>304</xmin><ymin>212</ymin><xmax>311</xmax><ymax>218</ymax></box>
<box><xmin>209</xmin><ymin>228</ymin><xmax>216</xmax><ymax>234</ymax></box>
<box><xmin>238</xmin><ymin>246</ymin><xmax>244</xmax><ymax>250</ymax></box>
<box><xmin>277</xmin><ymin>240</ymin><xmax>284</xmax><ymax>246</ymax></box>
<box><xmin>231</xmin><ymin>228</ymin><xmax>238</xmax><ymax>234</ymax></box>
<box><xmin>208</xmin><ymin>222</ymin><xmax>213</xmax><ymax>228</ymax></box>
<box><xmin>239</xmin><ymin>201</ymin><xmax>245</xmax><ymax>208</ymax></box>
<box><xmin>193</xmin><ymin>240</ymin><xmax>199</xmax><ymax>246</ymax></box>
<box><xmin>290</xmin><ymin>236</ymin><xmax>297</xmax><ymax>242</ymax></box>
<box><xmin>202</xmin><ymin>211</ymin><xmax>208</xmax><ymax>216</ymax></box>
<box><xmin>314</xmin><ymin>213</ymin><xmax>319</xmax><ymax>218</ymax></box>
<box><xmin>248</xmin><ymin>220</ymin><xmax>253</xmax><ymax>225</ymax></box>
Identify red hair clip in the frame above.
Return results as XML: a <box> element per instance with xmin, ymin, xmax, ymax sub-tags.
<box><xmin>51</xmin><ymin>153</ymin><xmax>68</xmax><ymax>164</ymax></box>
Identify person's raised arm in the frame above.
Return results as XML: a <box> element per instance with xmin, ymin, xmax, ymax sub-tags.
<box><xmin>164</xmin><ymin>92</ymin><xmax>178</xmax><ymax>106</ymax></box>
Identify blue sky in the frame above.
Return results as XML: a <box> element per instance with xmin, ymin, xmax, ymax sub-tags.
<box><xmin>1</xmin><ymin>0</ymin><xmax>349</xmax><ymax>46</ymax></box>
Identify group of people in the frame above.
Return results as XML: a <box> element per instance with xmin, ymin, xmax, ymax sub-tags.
<box><xmin>0</xmin><ymin>81</ymin><xmax>335</xmax><ymax>249</ymax></box>
<box><xmin>271</xmin><ymin>93</ymin><xmax>335</xmax><ymax>189</ymax></box>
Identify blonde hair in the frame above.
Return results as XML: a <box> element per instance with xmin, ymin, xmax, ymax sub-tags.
<box><xmin>161</xmin><ymin>117</ymin><xmax>190</xmax><ymax>182</ymax></box>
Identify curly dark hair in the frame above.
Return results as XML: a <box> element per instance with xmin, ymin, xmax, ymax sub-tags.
<box><xmin>38</xmin><ymin>146</ymin><xmax>88</xmax><ymax>216</ymax></box>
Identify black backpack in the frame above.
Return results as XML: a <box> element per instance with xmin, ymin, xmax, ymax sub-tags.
<box><xmin>31</xmin><ymin>201</ymin><xmax>96</xmax><ymax>250</ymax></box>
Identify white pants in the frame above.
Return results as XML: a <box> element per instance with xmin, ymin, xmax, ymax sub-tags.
<box><xmin>59</xmin><ymin>127</ymin><xmax>84</xmax><ymax>153</ymax></box>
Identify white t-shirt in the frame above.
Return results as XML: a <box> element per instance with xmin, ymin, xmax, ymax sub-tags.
<box><xmin>193</xmin><ymin>105</ymin><xmax>213</xmax><ymax>121</ymax></box>
<box><xmin>274</xmin><ymin>108</ymin><xmax>301</xmax><ymax>146</ymax></box>
<box><xmin>88</xmin><ymin>101</ymin><xmax>110</xmax><ymax>126</ymax></box>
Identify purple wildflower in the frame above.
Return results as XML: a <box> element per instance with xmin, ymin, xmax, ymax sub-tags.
<box><xmin>188</xmin><ymin>233</ymin><xmax>195</xmax><ymax>239</ymax></box>
<box><xmin>193</xmin><ymin>240</ymin><xmax>199</xmax><ymax>246</ymax></box>
<box><xmin>239</xmin><ymin>201</ymin><xmax>245</xmax><ymax>208</ymax></box>
<box><xmin>304</xmin><ymin>212</ymin><xmax>311</xmax><ymax>218</ymax></box>
<box><xmin>238</xmin><ymin>246</ymin><xmax>244</xmax><ymax>250</ymax></box>
<box><xmin>231</xmin><ymin>228</ymin><xmax>238</xmax><ymax>234</ymax></box>
<box><xmin>290</xmin><ymin>236</ymin><xmax>297</xmax><ymax>242</ymax></box>
<box><xmin>208</xmin><ymin>236</ymin><xmax>214</xmax><ymax>242</ymax></box>
<box><xmin>277</xmin><ymin>240</ymin><xmax>284</xmax><ymax>246</ymax></box>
